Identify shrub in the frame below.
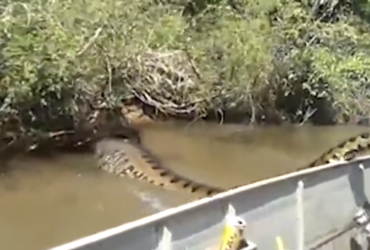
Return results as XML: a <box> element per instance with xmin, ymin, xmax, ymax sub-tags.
<box><xmin>1</xmin><ymin>0</ymin><xmax>370</xmax><ymax>156</ymax></box>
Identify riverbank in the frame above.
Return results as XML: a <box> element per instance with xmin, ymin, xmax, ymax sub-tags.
<box><xmin>1</xmin><ymin>0</ymin><xmax>370</xmax><ymax>155</ymax></box>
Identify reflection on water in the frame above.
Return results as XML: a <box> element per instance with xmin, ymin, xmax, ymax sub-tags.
<box><xmin>0</xmin><ymin>122</ymin><xmax>369</xmax><ymax>249</ymax></box>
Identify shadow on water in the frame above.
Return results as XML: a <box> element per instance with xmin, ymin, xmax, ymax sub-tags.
<box><xmin>0</xmin><ymin>121</ymin><xmax>369</xmax><ymax>249</ymax></box>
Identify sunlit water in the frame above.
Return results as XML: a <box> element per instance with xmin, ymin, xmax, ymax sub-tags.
<box><xmin>0</xmin><ymin>122</ymin><xmax>369</xmax><ymax>249</ymax></box>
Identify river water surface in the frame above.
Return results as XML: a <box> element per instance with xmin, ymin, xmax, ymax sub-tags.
<box><xmin>0</xmin><ymin>122</ymin><xmax>369</xmax><ymax>250</ymax></box>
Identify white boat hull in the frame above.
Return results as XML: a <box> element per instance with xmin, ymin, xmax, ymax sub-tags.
<box><xmin>49</xmin><ymin>156</ymin><xmax>370</xmax><ymax>250</ymax></box>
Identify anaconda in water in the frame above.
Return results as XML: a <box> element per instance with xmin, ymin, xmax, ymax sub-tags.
<box><xmin>94</xmin><ymin>132</ymin><xmax>370</xmax><ymax>198</ymax></box>
<box><xmin>296</xmin><ymin>132</ymin><xmax>370</xmax><ymax>170</ymax></box>
<box><xmin>94</xmin><ymin>138</ymin><xmax>225</xmax><ymax>198</ymax></box>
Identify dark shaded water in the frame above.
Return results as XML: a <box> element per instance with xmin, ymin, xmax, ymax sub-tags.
<box><xmin>0</xmin><ymin>122</ymin><xmax>368</xmax><ymax>250</ymax></box>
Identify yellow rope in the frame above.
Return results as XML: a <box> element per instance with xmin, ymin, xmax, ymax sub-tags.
<box><xmin>276</xmin><ymin>236</ymin><xmax>285</xmax><ymax>250</ymax></box>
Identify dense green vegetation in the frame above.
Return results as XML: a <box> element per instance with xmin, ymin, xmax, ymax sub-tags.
<box><xmin>1</xmin><ymin>0</ymin><xmax>370</xmax><ymax>154</ymax></box>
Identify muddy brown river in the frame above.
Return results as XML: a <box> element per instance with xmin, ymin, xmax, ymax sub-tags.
<box><xmin>0</xmin><ymin>122</ymin><xmax>369</xmax><ymax>250</ymax></box>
